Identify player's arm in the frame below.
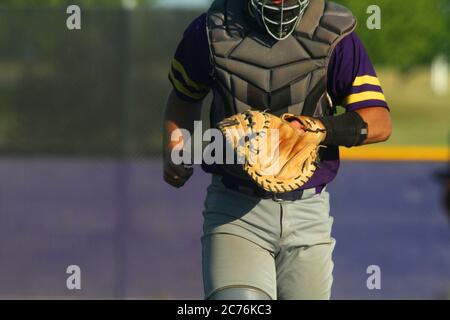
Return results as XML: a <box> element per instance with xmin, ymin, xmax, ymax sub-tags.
<box><xmin>162</xmin><ymin>14</ymin><xmax>212</xmax><ymax>188</ymax></box>
<box><xmin>289</xmin><ymin>106</ymin><xmax>391</xmax><ymax>146</ymax></box>
<box><xmin>317</xmin><ymin>32</ymin><xmax>392</xmax><ymax>148</ymax></box>
<box><xmin>314</xmin><ymin>103</ymin><xmax>392</xmax><ymax>149</ymax></box>
<box><xmin>354</xmin><ymin>106</ymin><xmax>391</xmax><ymax>145</ymax></box>
<box><xmin>163</xmin><ymin>90</ymin><xmax>202</xmax><ymax>188</ymax></box>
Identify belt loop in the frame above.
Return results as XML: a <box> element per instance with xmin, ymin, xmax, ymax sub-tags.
<box><xmin>315</xmin><ymin>184</ymin><xmax>326</xmax><ymax>195</ymax></box>
<box><xmin>272</xmin><ymin>193</ymin><xmax>285</xmax><ymax>203</ymax></box>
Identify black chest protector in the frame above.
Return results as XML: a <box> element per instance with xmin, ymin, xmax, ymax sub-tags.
<box><xmin>207</xmin><ymin>0</ymin><xmax>356</xmax><ymax>126</ymax></box>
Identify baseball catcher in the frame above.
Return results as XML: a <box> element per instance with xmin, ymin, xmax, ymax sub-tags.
<box><xmin>163</xmin><ymin>0</ymin><xmax>392</xmax><ymax>300</ymax></box>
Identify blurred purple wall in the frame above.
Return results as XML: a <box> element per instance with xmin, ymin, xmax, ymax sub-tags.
<box><xmin>0</xmin><ymin>158</ymin><xmax>448</xmax><ymax>299</ymax></box>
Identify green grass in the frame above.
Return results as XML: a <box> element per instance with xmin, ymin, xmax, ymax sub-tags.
<box><xmin>378</xmin><ymin>68</ymin><xmax>450</xmax><ymax>146</ymax></box>
<box><xmin>0</xmin><ymin>67</ymin><xmax>448</xmax><ymax>155</ymax></box>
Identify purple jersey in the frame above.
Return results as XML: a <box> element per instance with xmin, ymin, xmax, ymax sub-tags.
<box><xmin>169</xmin><ymin>13</ymin><xmax>389</xmax><ymax>189</ymax></box>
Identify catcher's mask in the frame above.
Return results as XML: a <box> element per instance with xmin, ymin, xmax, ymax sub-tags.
<box><xmin>250</xmin><ymin>0</ymin><xmax>310</xmax><ymax>41</ymax></box>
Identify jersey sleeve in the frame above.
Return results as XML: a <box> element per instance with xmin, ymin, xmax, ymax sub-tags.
<box><xmin>168</xmin><ymin>13</ymin><xmax>213</xmax><ymax>102</ymax></box>
<box><xmin>327</xmin><ymin>32</ymin><xmax>389</xmax><ymax>111</ymax></box>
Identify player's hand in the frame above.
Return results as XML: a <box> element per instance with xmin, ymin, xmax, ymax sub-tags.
<box><xmin>163</xmin><ymin>150</ymin><xmax>194</xmax><ymax>188</ymax></box>
<box><xmin>286</xmin><ymin>119</ymin><xmax>306</xmax><ymax>135</ymax></box>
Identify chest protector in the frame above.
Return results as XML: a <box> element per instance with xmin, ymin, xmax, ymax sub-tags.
<box><xmin>207</xmin><ymin>0</ymin><xmax>356</xmax><ymax>126</ymax></box>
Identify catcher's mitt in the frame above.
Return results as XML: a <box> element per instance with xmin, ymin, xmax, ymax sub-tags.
<box><xmin>218</xmin><ymin>110</ymin><xmax>326</xmax><ymax>193</ymax></box>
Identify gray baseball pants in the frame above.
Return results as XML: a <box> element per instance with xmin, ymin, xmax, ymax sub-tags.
<box><xmin>202</xmin><ymin>175</ymin><xmax>335</xmax><ymax>300</ymax></box>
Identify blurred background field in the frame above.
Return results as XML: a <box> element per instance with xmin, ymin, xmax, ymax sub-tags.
<box><xmin>0</xmin><ymin>0</ymin><xmax>449</xmax><ymax>299</ymax></box>
<box><xmin>0</xmin><ymin>0</ymin><xmax>448</xmax><ymax>155</ymax></box>
<box><xmin>378</xmin><ymin>68</ymin><xmax>449</xmax><ymax>146</ymax></box>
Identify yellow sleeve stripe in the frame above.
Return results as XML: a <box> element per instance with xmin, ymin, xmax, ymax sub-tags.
<box><xmin>352</xmin><ymin>75</ymin><xmax>381</xmax><ymax>87</ymax></box>
<box><xmin>344</xmin><ymin>91</ymin><xmax>386</xmax><ymax>105</ymax></box>
<box><xmin>169</xmin><ymin>69</ymin><xmax>207</xmax><ymax>100</ymax></box>
<box><xmin>171</xmin><ymin>59</ymin><xmax>209</xmax><ymax>92</ymax></box>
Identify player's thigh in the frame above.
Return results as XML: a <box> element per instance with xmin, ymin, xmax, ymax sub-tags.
<box><xmin>202</xmin><ymin>233</ymin><xmax>277</xmax><ymax>300</ymax></box>
<box><xmin>276</xmin><ymin>239</ymin><xmax>336</xmax><ymax>300</ymax></box>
